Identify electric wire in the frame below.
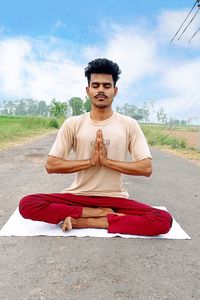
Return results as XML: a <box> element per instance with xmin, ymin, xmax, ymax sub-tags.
<box><xmin>170</xmin><ymin>88</ymin><xmax>200</xmax><ymax>122</ymax></box>
<box><xmin>165</xmin><ymin>99</ymin><xmax>200</xmax><ymax>137</ymax></box>
<box><xmin>170</xmin><ymin>0</ymin><xmax>198</xmax><ymax>43</ymax></box>
<box><xmin>188</xmin><ymin>25</ymin><xmax>200</xmax><ymax>42</ymax></box>
<box><xmin>166</xmin><ymin>104</ymin><xmax>200</xmax><ymax>142</ymax></box>
<box><xmin>162</xmin><ymin>90</ymin><xmax>200</xmax><ymax>136</ymax></box>
<box><xmin>178</xmin><ymin>6</ymin><xmax>200</xmax><ymax>40</ymax></box>
<box><xmin>181</xmin><ymin>97</ymin><xmax>200</xmax><ymax>120</ymax></box>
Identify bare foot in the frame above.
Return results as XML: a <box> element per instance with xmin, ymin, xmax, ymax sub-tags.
<box><xmin>62</xmin><ymin>217</ymin><xmax>72</xmax><ymax>231</ymax></box>
<box><xmin>62</xmin><ymin>208</ymin><xmax>125</xmax><ymax>231</ymax></box>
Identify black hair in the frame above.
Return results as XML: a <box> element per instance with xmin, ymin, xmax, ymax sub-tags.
<box><xmin>85</xmin><ymin>58</ymin><xmax>121</xmax><ymax>87</ymax></box>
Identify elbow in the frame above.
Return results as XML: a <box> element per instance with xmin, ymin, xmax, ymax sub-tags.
<box><xmin>145</xmin><ymin>167</ymin><xmax>152</xmax><ymax>177</ymax></box>
<box><xmin>45</xmin><ymin>162</ymin><xmax>53</xmax><ymax>174</ymax></box>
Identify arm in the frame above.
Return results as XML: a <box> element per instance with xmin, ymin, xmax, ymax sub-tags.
<box><xmin>103</xmin><ymin>158</ymin><xmax>152</xmax><ymax>177</ymax></box>
<box><xmin>46</xmin><ymin>133</ymin><xmax>100</xmax><ymax>174</ymax></box>
<box><xmin>45</xmin><ymin>156</ymin><xmax>92</xmax><ymax>174</ymax></box>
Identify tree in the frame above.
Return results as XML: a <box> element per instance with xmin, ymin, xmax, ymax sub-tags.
<box><xmin>116</xmin><ymin>103</ymin><xmax>149</xmax><ymax>121</ymax></box>
<box><xmin>141</xmin><ymin>102</ymin><xmax>150</xmax><ymax>122</ymax></box>
<box><xmin>50</xmin><ymin>99</ymin><xmax>70</xmax><ymax>118</ymax></box>
<box><xmin>37</xmin><ymin>100</ymin><xmax>49</xmax><ymax>116</ymax></box>
<box><xmin>1</xmin><ymin>100</ymin><xmax>16</xmax><ymax>115</ymax></box>
<box><xmin>180</xmin><ymin>120</ymin><xmax>187</xmax><ymax>126</ymax></box>
<box><xmin>169</xmin><ymin>118</ymin><xmax>180</xmax><ymax>126</ymax></box>
<box><xmin>15</xmin><ymin>99</ymin><xmax>29</xmax><ymax>115</ymax></box>
<box><xmin>136</xmin><ymin>108</ymin><xmax>146</xmax><ymax>121</ymax></box>
<box><xmin>123</xmin><ymin>103</ymin><xmax>138</xmax><ymax>118</ymax></box>
<box><xmin>69</xmin><ymin>97</ymin><xmax>84</xmax><ymax>116</ymax></box>
<box><xmin>156</xmin><ymin>107</ymin><xmax>168</xmax><ymax>124</ymax></box>
<box><xmin>84</xmin><ymin>96</ymin><xmax>91</xmax><ymax>112</ymax></box>
<box><xmin>116</xmin><ymin>105</ymin><xmax>124</xmax><ymax>114</ymax></box>
<box><xmin>26</xmin><ymin>98</ymin><xmax>38</xmax><ymax>115</ymax></box>
<box><xmin>146</xmin><ymin>98</ymin><xmax>156</xmax><ymax>122</ymax></box>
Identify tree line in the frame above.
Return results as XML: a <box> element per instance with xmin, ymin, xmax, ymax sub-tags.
<box><xmin>0</xmin><ymin>97</ymin><xmax>187</xmax><ymax>125</ymax></box>
<box><xmin>0</xmin><ymin>97</ymin><xmax>91</xmax><ymax>118</ymax></box>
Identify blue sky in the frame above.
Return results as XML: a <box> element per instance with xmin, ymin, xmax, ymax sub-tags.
<box><xmin>0</xmin><ymin>0</ymin><xmax>200</xmax><ymax>122</ymax></box>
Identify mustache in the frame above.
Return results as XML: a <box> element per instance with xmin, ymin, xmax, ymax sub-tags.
<box><xmin>95</xmin><ymin>93</ymin><xmax>107</xmax><ymax>98</ymax></box>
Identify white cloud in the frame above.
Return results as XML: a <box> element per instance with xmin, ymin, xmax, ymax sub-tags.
<box><xmin>83</xmin><ymin>24</ymin><xmax>159</xmax><ymax>85</ymax></box>
<box><xmin>0</xmin><ymin>37</ymin><xmax>85</xmax><ymax>101</ymax></box>
<box><xmin>160</xmin><ymin>58</ymin><xmax>200</xmax><ymax>96</ymax></box>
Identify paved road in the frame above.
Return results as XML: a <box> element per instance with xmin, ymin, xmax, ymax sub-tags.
<box><xmin>0</xmin><ymin>132</ymin><xmax>200</xmax><ymax>300</ymax></box>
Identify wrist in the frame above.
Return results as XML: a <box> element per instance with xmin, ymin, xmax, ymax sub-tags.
<box><xmin>102</xmin><ymin>158</ymin><xmax>109</xmax><ymax>167</ymax></box>
<box><xmin>89</xmin><ymin>159</ymin><xmax>95</xmax><ymax>167</ymax></box>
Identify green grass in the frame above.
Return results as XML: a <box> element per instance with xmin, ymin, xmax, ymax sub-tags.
<box><xmin>141</xmin><ymin>124</ymin><xmax>187</xmax><ymax>149</ymax></box>
<box><xmin>0</xmin><ymin>115</ymin><xmax>63</xmax><ymax>150</ymax></box>
<box><xmin>141</xmin><ymin>123</ymin><xmax>200</xmax><ymax>163</ymax></box>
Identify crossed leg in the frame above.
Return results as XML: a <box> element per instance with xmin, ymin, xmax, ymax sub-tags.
<box><xmin>19</xmin><ymin>193</ymin><xmax>173</xmax><ymax>236</ymax></box>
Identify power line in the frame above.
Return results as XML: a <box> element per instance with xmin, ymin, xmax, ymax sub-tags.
<box><xmin>167</xmin><ymin>98</ymin><xmax>200</xmax><ymax>133</ymax></box>
<box><xmin>182</xmin><ymin>97</ymin><xmax>200</xmax><ymax>119</ymax></box>
<box><xmin>163</xmin><ymin>89</ymin><xmax>200</xmax><ymax>132</ymax></box>
<box><xmin>170</xmin><ymin>0</ymin><xmax>198</xmax><ymax>43</ymax></box>
<box><xmin>178</xmin><ymin>6</ymin><xmax>200</xmax><ymax>40</ymax></box>
<box><xmin>172</xmin><ymin>88</ymin><xmax>200</xmax><ymax>120</ymax></box>
<box><xmin>188</xmin><ymin>25</ymin><xmax>200</xmax><ymax>42</ymax></box>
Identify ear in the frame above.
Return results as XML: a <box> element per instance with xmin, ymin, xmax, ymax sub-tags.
<box><xmin>86</xmin><ymin>86</ymin><xmax>89</xmax><ymax>95</ymax></box>
<box><xmin>114</xmin><ymin>87</ymin><xmax>118</xmax><ymax>97</ymax></box>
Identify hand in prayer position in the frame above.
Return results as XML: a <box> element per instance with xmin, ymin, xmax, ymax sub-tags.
<box><xmin>90</xmin><ymin>130</ymin><xmax>107</xmax><ymax>167</ymax></box>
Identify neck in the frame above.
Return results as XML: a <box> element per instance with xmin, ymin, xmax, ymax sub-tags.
<box><xmin>90</xmin><ymin>107</ymin><xmax>113</xmax><ymax>121</ymax></box>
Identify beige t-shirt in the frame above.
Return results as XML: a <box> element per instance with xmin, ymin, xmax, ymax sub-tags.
<box><xmin>49</xmin><ymin>112</ymin><xmax>152</xmax><ymax>198</ymax></box>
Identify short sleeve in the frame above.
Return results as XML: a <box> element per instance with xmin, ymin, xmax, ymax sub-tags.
<box><xmin>128</xmin><ymin>120</ymin><xmax>152</xmax><ymax>161</ymax></box>
<box><xmin>48</xmin><ymin>119</ymin><xmax>74</xmax><ymax>159</ymax></box>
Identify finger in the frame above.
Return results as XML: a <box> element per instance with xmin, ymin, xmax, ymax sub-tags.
<box><xmin>99</xmin><ymin>141</ymin><xmax>103</xmax><ymax>152</ymax></box>
<box><xmin>95</xmin><ymin>142</ymin><xmax>99</xmax><ymax>152</ymax></box>
<box><xmin>97</xmin><ymin>130</ymin><xmax>103</xmax><ymax>139</ymax></box>
<box><xmin>96</xmin><ymin>130</ymin><xmax>100</xmax><ymax>138</ymax></box>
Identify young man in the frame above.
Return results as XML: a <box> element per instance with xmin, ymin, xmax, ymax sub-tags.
<box><xmin>19</xmin><ymin>58</ymin><xmax>172</xmax><ymax>236</ymax></box>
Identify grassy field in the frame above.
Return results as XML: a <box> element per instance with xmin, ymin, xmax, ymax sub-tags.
<box><xmin>141</xmin><ymin>124</ymin><xmax>199</xmax><ymax>148</ymax></box>
<box><xmin>141</xmin><ymin>123</ymin><xmax>200</xmax><ymax>163</ymax></box>
<box><xmin>0</xmin><ymin>115</ymin><xmax>63</xmax><ymax>150</ymax></box>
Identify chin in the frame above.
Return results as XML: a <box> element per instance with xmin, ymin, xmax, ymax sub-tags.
<box><xmin>95</xmin><ymin>104</ymin><xmax>110</xmax><ymax>109</ymax></box>
<box><xmin>92</xmin><ymin>100</ymin><xmax>113</xmax><ymax>109</ymax></box>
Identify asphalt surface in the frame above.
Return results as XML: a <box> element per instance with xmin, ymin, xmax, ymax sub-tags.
<box><xmin>0</xmin><ymin>132</ymin><xmax>200</xmax><ymax>300</ymax></box>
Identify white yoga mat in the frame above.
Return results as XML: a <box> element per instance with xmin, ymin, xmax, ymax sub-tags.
<box><xmin>0</xmin><ymin>207</ymin><xmax>191</xmax><ymax>239</ymax></box>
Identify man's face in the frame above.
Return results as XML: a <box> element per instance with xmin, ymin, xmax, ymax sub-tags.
<box><xmin>86</xmin><ymin>74</ymin><xmax>118</xmax><ymax>109</ymax></box>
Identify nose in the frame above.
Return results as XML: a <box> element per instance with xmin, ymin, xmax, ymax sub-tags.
<box><xmin>98</xmin><ymin>84</ymin><xmax>105</xmax><ymax>93</ymax></box>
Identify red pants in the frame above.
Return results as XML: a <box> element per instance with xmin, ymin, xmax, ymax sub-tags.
<box><xmin>19</xmin><ymin>193</ymin><xmax>172</xmax><ymax>236</ymax></box>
